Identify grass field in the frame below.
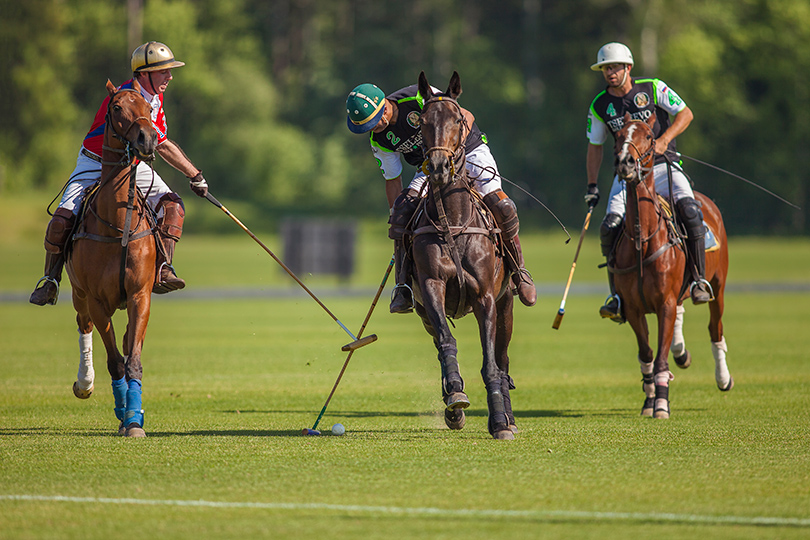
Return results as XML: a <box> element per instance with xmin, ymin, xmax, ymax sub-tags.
<box><xmin>1</xmin><ymin>193</ymin><xmax>809</xmax><ymax>539</ymax></box>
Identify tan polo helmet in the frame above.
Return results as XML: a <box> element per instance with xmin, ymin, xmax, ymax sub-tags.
<box><xmin>131</xmin><ymin>41</ymin><xmax>186</xmax><ymax>73</ymax></box>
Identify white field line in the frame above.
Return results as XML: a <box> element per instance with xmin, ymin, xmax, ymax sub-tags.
<box><xmin>1</xmin><ymin>494</ymin><xmax>808</xmax><ymax>528</ymax></box>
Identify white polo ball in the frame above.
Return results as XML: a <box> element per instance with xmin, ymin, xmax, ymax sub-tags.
<box><xmin>331</xmin><ymin>423</ymin><xmax>345</xmax><ymax>436</ymax></box>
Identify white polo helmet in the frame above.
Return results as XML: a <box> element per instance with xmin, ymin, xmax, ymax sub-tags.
<box><xmin>591</xmin><ymin>42</ymin><xmax>634</xmax><ymax>71</ymax></box>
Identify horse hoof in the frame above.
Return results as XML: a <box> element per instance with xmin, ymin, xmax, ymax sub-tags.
<box><xmin>445</xmin><ymin>392</ymin><xmax>470</xmax><ymax>410</ymax></box>
<box><xmin>653</xmin><ymin>406</ymin><xmax>670</xmax><ymax>419</ymax></box>
<box><xmin>674</xmin><ymin>351</ymin><xmax>691</xmax><ymax>369</ymax></box>
<box><xmin>509</xmin><ymin>424</ymin><xmax>519</xmax><ymax>434</ymax></box>
<box><xmin>125</xmin><ymin>425</ymin><xmax>146</xmax><ymax>438</ymax></box>
<box><xmin>641</xmin><ymin>397</ymin><xmax>654</xmax><ymax>417</ymax></box>
<box><xmin>444</xmin><ymin>408</ymin><xmax>466</xmax><ymax>430</ymax></box>
<box><xmin>718</xmin><ymin>377</ymin><xmax>734</xmax><ymax>392</ymax></box>
<box><xmin>72</xmin><ymin>381</ymin><xmax>93</xmax><ymax>399</ymax></box>
<box><xmin>493</xmin><ymin>430</ymin><xmax>515</xmax><ymax>440</ymax></box>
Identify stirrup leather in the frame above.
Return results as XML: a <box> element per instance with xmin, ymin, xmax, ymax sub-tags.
<box><xmin>33</xmin><ymin>276</ymin><xmax>60</xmax><ymax>305</ymax></box>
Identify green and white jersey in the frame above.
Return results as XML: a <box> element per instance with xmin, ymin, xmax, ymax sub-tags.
<box><xmin>370</xmin><ymin>84</ymin><xmax>485</xmax><ymax>180</ymax></box>
<box><xmin>587</xmin><ymin>78</ymin><xmax>686</xmax><ymax>163</ymax></box>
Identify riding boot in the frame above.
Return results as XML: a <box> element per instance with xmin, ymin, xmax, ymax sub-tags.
<box><xmin>153</xmin><ymin>237</ymin><xmax>186</xmax><ymax>294</ymax></box>
<box><xmin>153</xmin><ymin>194</ymin><xmax>186</xmax><ymax>294</ymax></box>
<box><xmin>676</xmin><ymin>198</ymin><xmax>713</xmax><ymax>304</ymax></box>
<box><xmin>389</xmin><ymin>239</ymin><xmax>414</xmax><ymax>314</ymax></box>
<box><xmin>388</xmin><ymin>189</ymin><xmax>420</xmax><ymax>314</ymax></box>
<box><xmin>505</xmin><ymin>234</ymin><xmax>537</xmax><ymax>307</ymax></box>
<box><xmin>482</xmin><ymin>190</ymin><xmax>536</xmax><ymax>307</ymax></box>
<box><xmin>30</xmin><ymin>208</ymin><xmax>75</xmax><ymax>306</ymax></box>
<box><xmin>598</xmin><ymin>212</ymin><xmax>624</xmax><ymax>322</ymax></box>
<box><xmin>599</xmin><ymin>270</ymin><xmax>624</xmax><ymax>323</ymax></box>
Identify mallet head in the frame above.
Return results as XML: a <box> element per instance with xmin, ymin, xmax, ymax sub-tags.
<box><xmin>341</xmin><ymin>334</ymin><xmax>377</xmax><ymax>352</ymax></box>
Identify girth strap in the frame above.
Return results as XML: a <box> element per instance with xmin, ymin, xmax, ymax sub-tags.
<box><xmin>411</xmin><ymin>225</ymin><xmax>495</xmax><ymax>237</ymax></box>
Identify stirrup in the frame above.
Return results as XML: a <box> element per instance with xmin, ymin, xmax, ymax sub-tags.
<box><xmin>152</xmin><ymin>262</ymin><xmax>185</xmax><ymax>294</ymax></box>
<box><xmin>599</xmin><ymin>294</ymin><xmax>625</xmax><ymax>324</ymax></box>
<box><xmin>31</xmin><ymin>276</ymin><xmax>60</xmax><ymax>305</ymax></box>
<box><xmin>689</xmin><ymin>278</ymin><xmax>714</xmax><ymax>303</ymax></box>
<box><xmin>389</xmin><ymin>283</ymin><xmax>414</xmax><ymax>313</ymax></box>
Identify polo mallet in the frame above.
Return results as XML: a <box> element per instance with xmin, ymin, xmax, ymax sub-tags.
<box><xmin>205</xmin><ymin>192</ymin><xmax>376</xmax><ymax>352</ymax></box>
<box><xmin>552</xmin><ymin>206</ymin><xmax>594</xmax><ymax>330</ymax></box>
<box><xmin>304</xmin><ymin>254</ymin><xmax>395</xmax><ymax>435</ymax></box>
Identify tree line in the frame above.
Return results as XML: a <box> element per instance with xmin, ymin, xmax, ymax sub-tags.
<box><xmin>1</xmin><ymin>0</ymin><xmax>807</xmax><ymax>234</ymax></box>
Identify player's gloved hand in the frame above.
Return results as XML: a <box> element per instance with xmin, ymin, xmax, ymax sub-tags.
<box><xmin>584</xmin><ymin>184</ymin><xmax>600</xmax><ymax>208</ymax></box>
<box><xmin>189</xmin><ymin>172</ymin><xmax>208</xmax><ymax>198</ymax></box>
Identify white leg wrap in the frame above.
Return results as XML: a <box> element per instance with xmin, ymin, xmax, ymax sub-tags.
<box><xmin>654</xmin><ymin>371</ymin><xmax>674</xmax><ymax>386</ymax></box>
<box><xmin>76</xmin><ymin>331</ymin><xmax>94</xmax><ymax>390</ymax></box>
<box><xmin>712</xmin><ymin>336</ymin><xmax>731</xmax><ymax>388</ymax></box>
<box><xmin>639</xmin><ymin>357</ymin><xmax>654</xmax><ymax>398</ymax></box>
<box><xmin>670</xmin><ymin>305</ymin><xmax>686</xmax><ymax>357</ymax></box>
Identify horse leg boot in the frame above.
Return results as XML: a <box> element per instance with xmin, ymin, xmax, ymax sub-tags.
<box><xmin>30</xmin><ymin>208</ymin><xmax>75</xmax><ymax>306</ymax></box>
<box><xmin>153</xmin><ymin>194</ymin><xmax>186</xmax><ymax>294</ymax></box>
<box><xmin>388</xmin><ymin>189</ymin><xmax>420</xmax><ymax>313</ymax></box>
<box><xmin>482</xmin><ymin>191</ymin><xmax>536</xmax><ymax>307</ymax></box>
<box><xmin>598</xmin><ymin>213</ymin><xmax>624</xmax><ymax>322</ymax></box>
<box><xmin>677</xmin><ymin>197</ymin><xmax>713</xmax><ymax>304</ymax></box>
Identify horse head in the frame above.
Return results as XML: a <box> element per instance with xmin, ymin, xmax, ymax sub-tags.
<box><xmin>105</xmin><ymin>79</ymin><xmax>157</xmax><ymax>161</ymax></box>
<box><xmin>418</xmin><ymin>71</ymin><xmax>466</xmax><ymax>189</ymax></box>
<box><xmin>614</xmin><ymin>112</ymin><xmax>656</xmax><ymax>185</ymax></box>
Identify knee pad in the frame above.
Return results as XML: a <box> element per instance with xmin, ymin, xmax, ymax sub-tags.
<box><xmin>156</xmin><ymin>193</ymin><xmax>184</xmax><ymax>241</ymax></box>
<box><xmin>44</xmin><ymin>208</ymin><xmax>76</xmax><ymax>254</ymax></box>
<box><xmin>600</xmin><ymin>213</ymin><xmax>623</xmax><ymax>257</ymax></box>
<box><xmin>676</xmin><ymin>198</ymin><xmax>704</xmax><ymax>238</ymax></box>
<box><xmin>388</xmin><ymin>189</ymin><xmax>420</xmax><ymax>240</ymax></box>
<box><xmin>483</xmin><ymin>190</ymin><xmax>519</xmax><ymax>238</ymax></box>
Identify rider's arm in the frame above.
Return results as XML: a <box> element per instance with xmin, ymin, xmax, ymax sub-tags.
<box><xmin>386</xmin><ymin>176</ymin><xmax>402</xmax><ymax>209</ymax></box>
<box><xmin>586</xmin><ymin>143</ymin><xmax>603</xmax><ymax>187</ymax></box>
<box><xmin>655</xmin><ymin>105</ymin><xmax>693</xmax><ymax>155</ymax></box>
<box><xmin>157</xmin><ymin>139</ymin><xmax>200</xmax><ymax>178</ymax></box>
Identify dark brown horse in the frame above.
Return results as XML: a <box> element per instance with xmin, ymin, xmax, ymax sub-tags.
<box><xmin>409</xmin><ymin>71</ymin><xmax>516</xmax><ymax>440</ymax></box>
<box><xmin>611</xmin><ymin>114</ymin><xmax>732</xmax><ymax>419</ymax></box>
<box><xmin>65</xmin><ymin>79</ymin><xmax>158</xmax><ymax>437</ymax></box>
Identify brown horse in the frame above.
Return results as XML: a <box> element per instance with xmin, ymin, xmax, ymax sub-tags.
<box><xmin>610</xmin><ymin>114</ymin><xmax>732</xmax><ymax>419</ymax></box>
<box><xmin>65</xmin><ymin>79</ymin><xmax>158</xmax><ymax>437</ymax></box>
<box><xmin>409</xmin><ymin>71</ymin><xmax>516</xmax><ymax>440</ymax></box>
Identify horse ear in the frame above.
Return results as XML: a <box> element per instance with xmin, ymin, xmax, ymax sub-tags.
<box><xmin>132</xmin><ymin>77</ymin><xmax>142</xmax><ymax>93</ymax></box>
<box><xmin>622</xmin><ymin>112</ymin><xmax>632</xmax><ymax>124</ymax></box>
<box><xmin>446</xmin><ymin>71</ymin><xmax>462</xmax><ymax>100</ymax></box>
<box><xmin>106</xmin><ymin>79</ymin><xmax>116</xmax><ymax>96</ymax></box>
<box><xmin>646</xmin><ymin>112</ymin><xmax>657</xmax><ymax>128</ymax></box>
<box><xmin>418</xmin><ymin>71</ymin><xmax>432</xmax><ymax>101</ymax></box>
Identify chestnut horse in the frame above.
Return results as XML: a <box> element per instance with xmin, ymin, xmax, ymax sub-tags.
<box><xmin>610</xmin><ymin>115</ymin><xmax>732</xmax><ymax>419</ymax></box>
<box><xmin>410</xmin><ymin>71</ymin><xmax>516</xmax><ymax>440</ymax></box>
<box><xmin>65</xmin><ymin>79</ymin><xmax>158</xmax><ymax>437</ymax></box>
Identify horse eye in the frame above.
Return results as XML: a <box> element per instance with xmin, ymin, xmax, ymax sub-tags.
<box><xmin>113</xmin><ymin>105</ymin><xmax>122</xmax><ymax>112</ymax></box>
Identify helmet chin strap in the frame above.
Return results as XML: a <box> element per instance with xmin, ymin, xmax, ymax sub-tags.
<box><xmin>618</xmin><ymin>65</ymin><xmax>630</xmax><ymax>87</ymax></box>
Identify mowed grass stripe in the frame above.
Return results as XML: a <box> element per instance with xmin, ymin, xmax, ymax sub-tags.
<box><xmin>2</xmin><ymin>494</ymin><xmax>809</xmax><ymax>528</ymax></box>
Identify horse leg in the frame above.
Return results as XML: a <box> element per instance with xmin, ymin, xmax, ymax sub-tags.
<box><xmin>475</xmin><ymin>293</ymin><xmax>513</xmax><ymax>440</ymax></box>
<box><xmin>627</xmin><ymin>311</ymin><xmax>655</xmax><ymax>416</ymax></box>
<box><xmin>121</xmin><ymin>291</ymin><xmax>151</xmax><ymax>438</ymax></box>
<box><xmin>71</xmin><ymin>297</ymin><xmax>95</xmax><ymax>399</ymax></box>
<box><xmin>495</xmin><ymin>293</ymin><xmax>516</xmax><ymax>433</ymax></box>
<box><xmin>671</xmin><ymin>304</ymin><xmax>692</xmax><ymax>368</ymax></box>
<box><xmin>653</xmin><ymin>303</ymin><xmax>678</xmax><ymax>419</ymax></box>
<box><xmin>83</xmin><ymin>298</ymin><xmax>126</xmax><ymax>433</ymax></box>
<box><xmin>709</xmin><ymin>286</ymin><xmax>733</xmax><ymax>391</ymax></box>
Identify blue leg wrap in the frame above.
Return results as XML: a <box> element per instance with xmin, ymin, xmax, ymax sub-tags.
<box><xmin>111</xmin><ymin>377</ymin><xmax>127</xmax><ymax>421</ymax></box>
<box><xmin>124</xmin><ymin>379</ymin><xmax>144</xmax><ymax>428</ymax></box>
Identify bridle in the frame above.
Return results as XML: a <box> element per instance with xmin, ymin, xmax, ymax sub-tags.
<box><xmin>420</xmin><ymin>95</ymin><xmax>468</xmax><ymax>180</ymax></box>
<box><xmin>102</xmin><ymin>88</ymin><xmax>154</xmax><ymax>167</ymax></box>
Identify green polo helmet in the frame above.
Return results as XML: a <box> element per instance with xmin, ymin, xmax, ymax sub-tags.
<box><xmin>346</xmin><ymin>83</ymin><xmax>386</xmax><ymax>134</ymax></box>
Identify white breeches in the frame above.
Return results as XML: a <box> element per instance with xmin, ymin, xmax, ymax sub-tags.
<box><xmin>58</xmin><ymin>150</ymin><xmax>173</xmax><ymax>216</ymax></box>
<box><xmin>407</xmin><ymin>144</ymin><xmax>502</xmax><ymax>196</ymax></box>
<box><xmin>606</xmin><ymin>161</ymin><xmax>695</xmax><ymax>216</ymax></box>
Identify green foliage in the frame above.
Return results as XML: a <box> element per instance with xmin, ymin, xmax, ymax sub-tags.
<box><xmin>1</xmin><ymin>0</ymin><xmax>809</xmax><ymax>232</ymax></box>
